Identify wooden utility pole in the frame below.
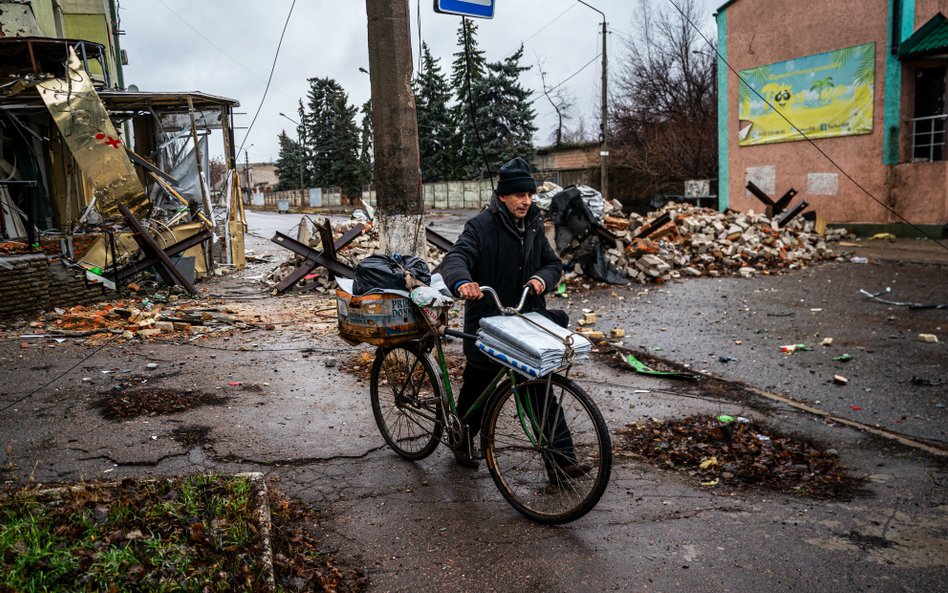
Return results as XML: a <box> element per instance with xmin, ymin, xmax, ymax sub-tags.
<box><xmin>365</xmin><ymin>0</ymin><xmax>424</xmax><ymax>257</ymax></box>
<box><xmin>600</xmin><ymin>18</ymin><xmax>608</xmax><ymax>201</ymax></box>
<box><xmin>578</xmin><ymin>1</ymin><xmax>608</xmax><ymax>201</ymax></box>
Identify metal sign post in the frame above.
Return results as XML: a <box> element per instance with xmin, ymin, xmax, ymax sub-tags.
<box><xmin>433</xmin><ymin>0</ymin><xmax>495</xmax><ymax>19</ymax></box>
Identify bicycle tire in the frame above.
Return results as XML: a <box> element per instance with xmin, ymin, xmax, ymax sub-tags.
<box><xmin>370</xmin><ymin>343</ymin><xmax>443</xmax><ymax>460</ymax></box>
<box><xmin>483</xmin><ymin>373</ymin><xmax>611</xmax><ymax>524</ymax></box>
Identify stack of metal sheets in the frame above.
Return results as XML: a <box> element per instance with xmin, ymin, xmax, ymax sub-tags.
<box><xmin>476</xmin><ymin>312</ymin><xmax>592</xmax><ymax>378</ymax></box>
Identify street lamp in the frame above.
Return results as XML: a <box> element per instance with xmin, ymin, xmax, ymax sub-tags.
<box><xmin>577</xmin><ymin>1</ymin><xmax>609</xmax><ymax>201</ymax></box>
<box><xmin>279</xmin><ymin>112</ymin><xmax>305</xmax><ymax>191</ymax></box>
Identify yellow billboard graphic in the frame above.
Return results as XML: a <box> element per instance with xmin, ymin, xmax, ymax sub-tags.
<box><xmin>738</xmin><ymin>43</ymin><xmax>875</xmax><ymax>146</ymax></box>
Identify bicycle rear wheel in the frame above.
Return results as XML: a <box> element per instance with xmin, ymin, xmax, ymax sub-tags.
<box><xmin>370</xmin><ymin>343</ymin><xmax>443</xmax><ymax>460</ymax></box>
<box><xmin>483</xmin><ymin>373</ymin><xmax>611</xmax><ymax>524</ymax></box>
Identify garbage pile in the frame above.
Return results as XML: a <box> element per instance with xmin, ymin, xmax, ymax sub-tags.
<box><xmin>13</xmin><ymin>298</ymin><xmax>251</xmax><ymax>342</ymax></box>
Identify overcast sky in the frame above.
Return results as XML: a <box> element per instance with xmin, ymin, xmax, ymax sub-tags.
<box><xmin>118</xmin><ymin>0</ymin><xmax>717</xmax><ymax>165</ymax></box>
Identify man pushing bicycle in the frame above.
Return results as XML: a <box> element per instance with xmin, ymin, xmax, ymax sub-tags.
<box><xmin>441</xmin><ymin>156</ymin><xmax>586</xmax><ymax>480</ymax></box>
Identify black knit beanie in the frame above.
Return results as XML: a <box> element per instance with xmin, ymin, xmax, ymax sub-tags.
<box><xmin>495</xmin><ymin>156</ymin><xmax>538</xmax><ymax>196</ymax></box>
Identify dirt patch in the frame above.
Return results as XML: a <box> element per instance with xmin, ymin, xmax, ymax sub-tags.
<box><xmin>170</xmin><ymin>425</ymin><xmax>214</xmax><ymax>448</ymax></box>
<box><xmin>92</xmin><ymin>388</ymin><xmax>230</xmax><ymax>420</ymax></box>
<box><xmin>617</xmin><ymin>416</ymin><xmax>866</xmax><ymax>500</ymax></box>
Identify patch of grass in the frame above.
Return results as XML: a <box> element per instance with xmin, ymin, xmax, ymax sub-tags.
<box><xmin>0</xmin><ymin>474</ymin><xmax>266</xmax><ymax>592</ymax></box>
<box><xmin>1</xmin><ymin>476</ymin><xmax>369</xmax><ymax>593</ymax></box>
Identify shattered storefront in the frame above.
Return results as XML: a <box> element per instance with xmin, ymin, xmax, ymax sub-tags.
<box><xmin>0</xmin><ymin>37</ymin><xmax>244</xmax><ymax>316</ymax></box>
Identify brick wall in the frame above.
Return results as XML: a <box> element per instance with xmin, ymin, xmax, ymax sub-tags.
<box><xmin>0</xmin><ymin>254</ymin><xmax>110</xmax><ymax>318</ymax></box>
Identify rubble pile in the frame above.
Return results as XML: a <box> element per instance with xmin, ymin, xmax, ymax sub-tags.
<box><xmin>15</xmin><ymin>299</ymin><xmax>250</xmax><ymax>341</ymax></box>
<box><xmin>598</xmin><ymin>202</ymin><xmax>846</xmax><ymax>283</ymax></box>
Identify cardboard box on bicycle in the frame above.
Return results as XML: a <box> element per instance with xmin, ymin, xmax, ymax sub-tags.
<box><xmin>336</xmin><ymin>287</ymin><xmax>427</xmax><ymax>347</ymax></box>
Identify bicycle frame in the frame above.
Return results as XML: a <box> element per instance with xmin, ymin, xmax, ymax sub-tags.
<box><xmin>416</xmin><ymin>286</ymin><xmax>571</xmax><ymax>447</ymax></box>
<box><xmin>428</xmin><ymin>329</ymin><xmax>566</xmax><ymax>452</ymax></box>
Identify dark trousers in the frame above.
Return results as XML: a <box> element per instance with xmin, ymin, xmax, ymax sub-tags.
<box><xmin>457</xmin><ymin>361</ymin><xmax>576</xmax><ymax>466</ymax></box>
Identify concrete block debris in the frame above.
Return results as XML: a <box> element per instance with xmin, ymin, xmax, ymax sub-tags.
<box><xmin>601</xmin><ymin>201</ymin><xmax>845</xmax><ymax>285</ymax></box>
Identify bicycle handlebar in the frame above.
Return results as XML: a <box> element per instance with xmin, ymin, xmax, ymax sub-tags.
<box><xmin>478</xmin><ymin>286</ymin><xmax>531</xmax><ymax>315</ymax></box>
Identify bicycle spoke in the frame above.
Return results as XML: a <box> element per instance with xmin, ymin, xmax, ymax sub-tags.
<box><xmin>371</xmin><ymin>345</ymin><xmax>443</xmax><ymax>460</ymax></box>
<box><xmin>485</xmin><ymin>374</ymin><xmax>612</xmax><ymax>524</ymax></box>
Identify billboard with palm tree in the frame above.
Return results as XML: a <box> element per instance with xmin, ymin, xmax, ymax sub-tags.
<box><xmin>737</xmin><ymin>43</ymin><xmax>875</xmax><ymax>146</ymax></box>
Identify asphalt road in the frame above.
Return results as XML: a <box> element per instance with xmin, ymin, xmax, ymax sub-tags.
<box><xmin>1</xmin><ymin>224</ymin><xmax>945</xmax><ymax>593</ymax></box>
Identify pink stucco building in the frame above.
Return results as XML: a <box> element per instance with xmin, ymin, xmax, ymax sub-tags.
<box><xmin>715</xmin><ymin>0</ymin><xmax>947</xmax><ymax>235</ymax></box>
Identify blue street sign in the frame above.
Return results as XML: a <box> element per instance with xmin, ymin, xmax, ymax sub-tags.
<box><xmin>433</xmin><ymin>0</ymin><xmax>495</xmax><ymax>19</ymax></box>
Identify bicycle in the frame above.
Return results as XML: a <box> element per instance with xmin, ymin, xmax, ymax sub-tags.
<box><xmin>368</xmin><ymin>285</ymin><xmax>612</xmax><ymax>524</ymax></box>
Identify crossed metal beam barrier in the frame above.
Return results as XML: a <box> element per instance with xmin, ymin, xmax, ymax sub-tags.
<box><xmin>745</xmin><ymin>181</ymin><xmax>810</xmax><ymax>228</ymax></box>
<box><xmin>271</xmin><ymin>223</ymin><xmax>363</xmax><ymax>293</ymax></box>
<box><xmin>116</xmin><ymin>204</ymin><xmax>206</xmax><ymax>294</ymax></box>
<box><xmin>270</xmin><ymin>222</ymin><xmax>459</xmax><ymax>294</ymax></box>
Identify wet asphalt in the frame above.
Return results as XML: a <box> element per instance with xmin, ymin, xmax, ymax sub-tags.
<box><xmin>0</xmin><ymin>210</ymin><xmax>945</xmax><ymax>593</ymax></box>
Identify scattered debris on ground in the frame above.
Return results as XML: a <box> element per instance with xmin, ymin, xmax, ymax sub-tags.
<box><xmin>92</xmin><ymin>387</ymin><xmax>230</xmax><ymax>420</ymax></box>
<box><xmin>5</xmin><ymin>295</ymin><xmax>261</xmax><ymax>344</ymax></box>
<box><xmin>263</xmin><ymin>197</ymin><xmax>853</xmax><ymax>299</ymax></box>
<box><xmin>617</xmin><ymin>415</ymin><xmax>864</xmax><ymax>499</ymax></box>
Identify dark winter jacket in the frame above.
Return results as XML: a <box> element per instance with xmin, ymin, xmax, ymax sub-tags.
<box><xmin>441</xmin><ymin>195</ymin><xmax>563</xmax><ymax>368</ymax></box>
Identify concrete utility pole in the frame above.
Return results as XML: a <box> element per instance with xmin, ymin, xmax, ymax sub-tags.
<box><xmin>578</xmin><ymin>1</ymin><xmax>608</xmax><ymax>201</ymax></box>
<box><xmin>365</xmin><ymin>0</ymin><xmax>424</xmax><ymax>257</ymax></box>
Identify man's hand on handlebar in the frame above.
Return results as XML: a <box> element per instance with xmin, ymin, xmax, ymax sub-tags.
<box><xmin>525</xmin><ymin>278</ymin><xmax>543</xmax><ymax>295</ymax></box>
<box><xmin>458</xmin><ymin>282</ymin><xmax>483</xmax><ymax>300</ymax></box>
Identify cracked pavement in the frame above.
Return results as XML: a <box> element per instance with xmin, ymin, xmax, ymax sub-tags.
<box><xmin>1</xmin><ymin>211</ymin><xmax>945</xmax><ymax>593</ymax></box>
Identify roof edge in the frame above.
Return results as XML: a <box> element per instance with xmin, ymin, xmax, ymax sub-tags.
<box><xmin>714</xmin><ymin>0</ymin><xmax>740</xmax><ymax>16</ymax></box>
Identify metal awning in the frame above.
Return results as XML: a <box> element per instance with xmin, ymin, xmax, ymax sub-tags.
<box><xmin>900</xmin><ymin>12</ymin><xmax>948</xmax><ymax>60</ymax></box>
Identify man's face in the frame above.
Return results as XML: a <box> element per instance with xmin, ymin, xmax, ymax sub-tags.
<box><xmin>498</xmin><ymin>192</ymin><xmax>533</xmax><ymax>219</ymax></box>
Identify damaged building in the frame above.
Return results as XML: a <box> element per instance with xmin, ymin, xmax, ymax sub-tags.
<box><xmin>0</xmin><ymin>0</ymin><xmax>244</xmax><ymax>317</ymax></box>
<box><xmin>715</xmin><ymin>0</ymin><xmax>948</xmax><ymax>236</ymax></box>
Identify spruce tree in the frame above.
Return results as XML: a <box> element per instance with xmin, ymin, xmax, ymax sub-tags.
<box><xmin>302</xmin><ymin>77</ymin><xmax>363</xmax><ymax>196</ymax></box>
<box><xmin>458</xmin><ymin>46</ymin><xmax>537</xmax><ymax>179</ymax></box>
<box><xmin>275</xmin><ymin>131</ymin><xmax>302</xmax><ymax>190</ymax></box>
<box><xmin>450</xmin><ymin>19</ymin><xmax>488</xmax><ymax>179</ymax></box>
<box><xmin>413</xmin><ymin>43</ymin><xmax>455</xmax><ymax>182</ymax></box>
<box><xmin>450</xmin><ymin>19</ymin><xmax>486</xmax><ymax>90</ymax></box>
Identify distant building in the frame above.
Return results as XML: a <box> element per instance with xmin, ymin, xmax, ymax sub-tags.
<box><xmin>716</xmin><ymin>0</ymin><xmax>947</xmax><ymax>234</ymax></box>
<box><xmin>242</xmin><ymin>162</ymin><xmax>279</xmax><ymax>192</ymax></box>
<box><xmin>533</xmin><ymin>143</ymin><xmax>601</xmax><ymax>189</ymax></box>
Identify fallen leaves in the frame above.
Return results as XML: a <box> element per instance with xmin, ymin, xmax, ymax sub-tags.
<box><xmin>617</xmin><ymin>416</ymin><xmax>864</xmax><ymax>499</ymax></box>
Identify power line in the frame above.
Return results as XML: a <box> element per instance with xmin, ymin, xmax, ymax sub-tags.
<box><xmin>663</xmin><ymin>0</ymin><xmax>947</xmax><ymax>250</ymax></box>
<box><xmin>503</xmin><ymin>3</ymin><xmax>578</xmax><ymax>58</ymax></box>
<box><xmin>155</xmin><ymin>0</ymin><xmax>264</xmax><ymax>84</ymax></box>
<box><xmin>238</xmin><ymin>0</ymin><xmax>298</xmax><ymax>156</ymax></box>
<box><xmin>527</xmin><ymin>52</ymin><xmax>601</xmax><ymax>105</ymax></box>
<box><xmin>0</xmin><ymin>342</ymin><xmax>110</xmax><ymax>414</ymax></box>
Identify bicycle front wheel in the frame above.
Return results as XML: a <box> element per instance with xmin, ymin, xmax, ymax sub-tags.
<box><xmin>370</xmin><ymin>343</ymin><xmax>443</xmax><ymax>460</ymax></box>
<box><xmin>483</xmin><ymin>373</ymin><xmax>611</xmax><ymax>524</ymax></box>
